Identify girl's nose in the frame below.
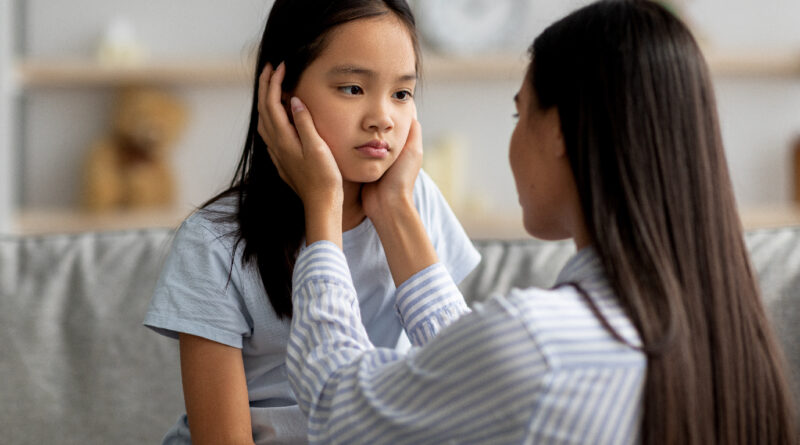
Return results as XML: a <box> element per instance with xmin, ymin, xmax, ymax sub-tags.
<box><xmin>363</xmin><ymin>100</ymin><xmax>394</xmax><ymax>133</ymax></box>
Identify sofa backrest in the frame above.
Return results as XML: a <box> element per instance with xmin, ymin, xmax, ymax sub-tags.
<box><xmin>0</xmin><ymin>229</ymin><xmax>182</xmax><ymax>444</ymax></box>
<box><xmin>1</xmin><ymin>226</ymin><xmax>798</xmax><ymax>443</ymax></box>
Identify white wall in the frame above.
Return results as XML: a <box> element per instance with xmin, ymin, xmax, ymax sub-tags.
<box><xmin>21</xmin><ymin>0</ymin><xmax>272</xmax><ymax>210</ymax></box>
<box><xmin>13</xmin><ymin>0</ymin><xmax>800</xmax><ymax>219</ymax></box>
<box><xmin>0</xmin><ymin>0</ymin><xmax>14</xmax><ymax>231</ymax></box>
<box><xmin>685</xmin><ymin>0</ymin><xmax>800</xmax><ymax>206</ymax></box>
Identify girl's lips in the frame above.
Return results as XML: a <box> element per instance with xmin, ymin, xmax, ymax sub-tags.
<box><xmin>355</xmin><ymin>141</ymin><xmax>390</xmax><ymax>159</ymax></box>
<box><xmin>355</xmin><ymin>145</ymin><xmax>389</xmax><ymax>158</ymax></box>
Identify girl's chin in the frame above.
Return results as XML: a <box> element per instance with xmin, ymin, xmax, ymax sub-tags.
<box><xmin>341</xmin><ymin>170</ymin><xmax>388</xmax><ymax>185</ymax></box>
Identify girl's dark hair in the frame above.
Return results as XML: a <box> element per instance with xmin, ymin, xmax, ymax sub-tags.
<box><xmin>206</xmin><ymin>0</ymin><xmax>420</xmax><ymax>319</ymax></box>
<box><xmin>529</xmin><ymin>1</ymin><xmax>797</xmax><ymax>443</ymax></box>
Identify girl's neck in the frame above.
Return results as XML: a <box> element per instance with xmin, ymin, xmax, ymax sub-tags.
<box><xmin>341</xmin><ymin>181</ymin><xmax>366</xmax><ymax>232</ymax></box>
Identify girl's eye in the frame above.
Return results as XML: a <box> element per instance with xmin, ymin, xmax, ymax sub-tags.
<box><xmin>512</xmin><ymin>113</ymin><xmax>520</xmax><ymax>120</ymax></box>
<box><xmin>339</xmin><ymin>85</ymin><xmax>363</xmax><ymax>95</ymax></box>
<box><xmin>393</xmin><ymin>90</ymin><xmax>413</xmax><ymax>101</ymax></box>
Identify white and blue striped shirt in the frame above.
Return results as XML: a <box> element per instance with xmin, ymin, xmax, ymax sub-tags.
<box><xmin>287</xmin><ymin>241</ymin><xmax>646</xmax><ymax>444</ymax></box>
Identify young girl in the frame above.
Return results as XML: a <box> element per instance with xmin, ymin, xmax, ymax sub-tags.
<box><xmin>265</xmin><ymin>0</ymin><xmax>798</xmax><ymax>443</ymax></box>
<box><xmin>144</xmin><ymin>1</ymin><xmax>480</xmax><ymax>443</ymax></box>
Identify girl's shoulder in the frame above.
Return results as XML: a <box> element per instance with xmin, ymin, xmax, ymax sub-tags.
<box><xmin>411</xmin><ymin>168</ymin><xmax>444</xmax><ymax>213</ymax></box>
<box><xmin>176</xmin><ymin>195</ymin><xmax>240</xmax><ymax>250</ymax></box>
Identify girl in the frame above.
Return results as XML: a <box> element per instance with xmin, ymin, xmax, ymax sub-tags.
<box><xmin>144</xmin><ymin>1</ymin><xmax>480</xmax><ymax>444</ymax></box>
<box><xmin>265</xmin><ymin>0</ymin><xmax>798</xmax><ymax>443</ymax></box>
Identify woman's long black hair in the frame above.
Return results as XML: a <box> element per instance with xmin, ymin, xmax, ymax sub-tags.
<box><xmin>205</xmin><ymin>0</ymin><xmax>420</xmax><ymax>319</ymax></box>
<box><xmin>529</xmin><ymin>1</ymin><xmax>797</xmax><ymax>443</ymax></box>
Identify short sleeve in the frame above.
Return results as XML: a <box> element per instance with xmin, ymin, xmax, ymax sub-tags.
<box><xmin>414</xmin><ymin>170</ymin><xmax>481</xmax><ymax>284</ymax></box>
<box><xmin>143</xmin><ymin>218</ymin><xmax>253</xmax><ymax>348</ymax></box>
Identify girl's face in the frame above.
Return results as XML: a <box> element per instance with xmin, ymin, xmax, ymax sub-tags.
<box><xmin>292</xmin><ymin>14</ymin><xmax>417</xmax><ymax>185</ymax></box>
<box><xmin>509</xmin><ymin>77</ymin><xmax>580</xmax><ymax>242</ymax></box>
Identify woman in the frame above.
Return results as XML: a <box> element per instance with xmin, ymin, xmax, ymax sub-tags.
<box><xmin>261</xmin><ymin>0</ymin><xmax>798</xmax><ymax>443</ymax></box>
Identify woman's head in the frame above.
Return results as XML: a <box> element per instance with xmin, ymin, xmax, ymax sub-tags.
<box><xmin>513</xmin><ymin>0</ymin><xmax>725</xmax><ymax>248</ymax></box>
<box><xmin>526</xmin><ymin>0</ymin><xmax>727</xmax><ymax>250</ymax></box>
<box><xmin>260</xmin><ymin>0</ymin><xmax>420</xmax><ymax>184</ymax></box>
<box><xmin>513</xmin><ymin>1</ymin><xmax>797</xmax><ymax>443</ymax></box>
<box><xmin>510</xmin><ymin>71</ymin><xmax>587</xmax><ymax>246</ymax></box>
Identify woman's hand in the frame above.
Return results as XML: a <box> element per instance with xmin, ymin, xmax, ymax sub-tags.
<box><xmin>361</xmin><ymin>117</ymin><xmax>423</xmax><ymax>222</ymax></box>
<box><xmin>257</xmin><ymin>63</ymin><xmax>343</xmax><ymax>247</ymax></box>
<box><xmin>258</xmin><ymin>63</ymin><xmax>342</xmax><ymax>208</ymax></box>
<box><xmin>361</xmin><ymin>118</ymin><xmax>437</xmax><ymax>285</ymax></box>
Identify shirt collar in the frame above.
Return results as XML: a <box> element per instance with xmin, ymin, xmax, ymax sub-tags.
<box><xmin>554</xmin><ymin>245</ymin><xmax>606</xmax><ymax>286</ymax></box>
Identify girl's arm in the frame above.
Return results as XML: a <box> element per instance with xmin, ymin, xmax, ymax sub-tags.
<box><xmin>179</xmin><ymin>334</ymin><xmax>255</xmax><ymax>445</ymax></box>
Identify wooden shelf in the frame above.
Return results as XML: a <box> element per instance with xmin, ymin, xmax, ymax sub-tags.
<box><xmin>422</xmin><ymin>53</ymin><xmax>528</xmax><ymax>81</ymax></box>
<box><xmin>16</xmin><ymin>58</ymin><xmax>253</xmax><ymax>88</ymax></box>
<box><xmin>703</xmin><ymin>47</ymin><xmax>800</xmax><ymax>77</ymax></box>
<box><xmin>13</xmin><ymin>48</ymin><xmax>800</xmax><ymax>89</ymax></box>
<box><xmin>739</xmin><ymin>205</ymin><xmax>800</xmax><ymax>229</ymax></box>
<box><xmin>13</xmin><ymin>53</ymin><xmax>531</xmax><ymax>88</ymax></box>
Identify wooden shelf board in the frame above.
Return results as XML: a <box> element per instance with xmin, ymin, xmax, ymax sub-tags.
<box><xmin>703</xmin><ymin>47</ymin><xmax>800</xmax><ymax>77</ymax></box>
<box><xmin>13</xmin><ymin>48</ymin><xmax>800</xmax><ymax>88</ymax></box>
<box><xmin>422</xmin><ymin>53</ymin><xmax>528</xmax><ymax>81</ymax></box>
<box><xmin>16</xmin><ymin>59</ymin><xmax>253</xmax><ymax>87</ymax></box>
<box><xmin>739</xmin><ymin>205</ymin><xmax>800</xmax><ymax>230</ymax></box>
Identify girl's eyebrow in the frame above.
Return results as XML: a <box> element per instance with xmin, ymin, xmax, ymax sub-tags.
<box><xmin>327</xmin><ymin>64</ymin><xmax>417</xmax><ymax>82</ymax></box>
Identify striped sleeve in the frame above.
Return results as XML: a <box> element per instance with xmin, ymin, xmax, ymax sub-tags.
<box><xmin>287</xmin><ymin>241</ymin><xmax>549</xmax><ymax>444</ymax></box>
<box><xmin>395</xmin><ymin>262</ymin><xmax>471</xmax><ymax>346</ymax></box>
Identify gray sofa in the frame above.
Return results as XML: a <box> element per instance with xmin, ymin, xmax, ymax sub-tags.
<box><xmin>1</xmin><ymin>226</ymin><xmax>799</xmax><ymax>444</ymax></box>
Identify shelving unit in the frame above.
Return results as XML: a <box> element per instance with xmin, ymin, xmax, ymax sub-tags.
<box><xmin>7</xmin><ymin>47</ymin><xmax>800</xmax><ymax>237</ymax></box>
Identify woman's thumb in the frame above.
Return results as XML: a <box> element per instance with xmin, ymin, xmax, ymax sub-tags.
<box><xmin>290</xmin><ymin>97</ymin><xmax>323</xmax><ymax>149</ymax></box>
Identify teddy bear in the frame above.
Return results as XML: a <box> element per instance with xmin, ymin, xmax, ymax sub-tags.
<box><xmin>83</xmin><ymin>87</ymin><xmax>187</xmax><ymax>211</ymax></box>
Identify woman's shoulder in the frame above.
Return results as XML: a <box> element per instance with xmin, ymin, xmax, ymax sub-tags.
<box><xmin>485</xmin><ymin>286</ymin><xmax>644</xmax><ymax>368</ymax></box>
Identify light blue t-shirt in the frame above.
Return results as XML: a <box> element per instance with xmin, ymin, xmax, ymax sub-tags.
<box><xmin>144</xmin><ymin>170</ymin><xmax>481</xmax><ymax>444</ymax></box>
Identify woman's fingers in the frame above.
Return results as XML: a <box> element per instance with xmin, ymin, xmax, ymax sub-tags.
<box><xmin>391</xmin><ymin>119</ymin><xmax>423</xmax><ymax>178</ymax></box>
<box><xmin>406</xmin><ymin>119</ymin><xmax>423</xmax><ymax>158</ymax></box>
<box><xmin>257</xmin><ymin>63</ymin><xmax>274</xmax><ymax>142</ymax></box>
<box><xmin>265</xmin><ymin>63</ymin><xmax>288</xmax><ymax>127</ymax></box>
<box><xmin>289</xmin><ymin>97</ymin><xmax>326</xmax><ymax>154</ymax></box>
<box><xmin>257</xmin><ymin>62</ymin><xmax>298</xmax><ymax>151</ymax></box>
<box><xmin>256</xmin><ymin>63</ymin><xmax>341</xmax><ymax>202</ymax></box>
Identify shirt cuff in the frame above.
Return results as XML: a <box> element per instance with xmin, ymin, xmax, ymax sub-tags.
<box><xmin>293</xmin><ymin>240</ymin><xmax>354</xmax><ymax>293</ymax></box>
<box><xmin>395</xmin><ymin>262</ymin><xmax>470</xmax><ymax>346</ymax></box>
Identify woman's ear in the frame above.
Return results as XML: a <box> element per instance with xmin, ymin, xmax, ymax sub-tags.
<box><xmin>545</xmin><ymin>108</ymin><xmax>566</xmax><ymax>158</ymax></box>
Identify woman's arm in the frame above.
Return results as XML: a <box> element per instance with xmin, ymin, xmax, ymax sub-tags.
<box><xmin>179</xmin><ymin>334</ymin><xmax>255</xmax><ymax>445</ymax></box>
<box><xmin>287</xmin><ymin>242</ymin><xmax>544</xmax><ymax>444</ymax></box>
<box><xmin>359</xmin><ymin>117</ymin><xmax>439</xmax><ymax>287</ymax></box>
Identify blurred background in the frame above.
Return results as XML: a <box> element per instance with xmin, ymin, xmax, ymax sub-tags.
<box><xmin>0</xmin><ymin>0</ymin><xmax>799</xmax><ymax>238</ymax></box>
